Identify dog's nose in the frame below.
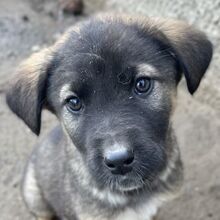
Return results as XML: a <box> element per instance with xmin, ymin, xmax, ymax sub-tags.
<box><xmin>104</xmin><ymin>150</ymin><xmax>134</xmax><ymax>175</ymax></box>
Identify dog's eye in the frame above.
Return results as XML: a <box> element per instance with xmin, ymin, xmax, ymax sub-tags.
<box><xmin>135</xmin><ymin>77</ymin><xmax>152</xmax><ymax>94</ymax></box>
<box><xmin>66</xmin><ymin>96</ymin><xmax>82</xmax><ymax>112</ymax></box>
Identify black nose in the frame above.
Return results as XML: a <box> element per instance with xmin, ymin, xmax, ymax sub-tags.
<box><xmin>104</xmin><ymin>150</ymin><xmax>134</xmax><ymax>175</ymax></box>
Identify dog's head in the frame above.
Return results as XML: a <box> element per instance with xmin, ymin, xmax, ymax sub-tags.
<box><xmin>6</xmin><ymin>15</ymin><xmax>212</xmax><ymax>193</ymax></box>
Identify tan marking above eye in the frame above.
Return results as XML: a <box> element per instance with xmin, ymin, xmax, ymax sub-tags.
<box><xmin>59</xmin><ymin>84</ymin><xmax>74</xmax><ymax>102</ymax></box>
<box><xmin>137</xmin><ymin>64</ymin><xmax>159</xmax><ymax>78</ymax></box>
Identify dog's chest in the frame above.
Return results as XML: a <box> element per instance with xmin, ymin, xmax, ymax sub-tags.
<box><xmin>76</xmin><ymin>188</ymin><xmax>164</xmax><ymax>220</ymax></box>
<box><xmin>77</xmin><ymin>197</ymin><xmax>161</xmax><ymax>220</ymax></box>
<box><xmin>114</xmin><ymin>199</ymin><xmax>161</xmax><ymax>220</ymax></box>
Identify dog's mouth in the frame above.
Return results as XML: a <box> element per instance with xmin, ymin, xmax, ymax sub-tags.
<box><xmin>104</xmin><ymin>174</ymin><xmax>148</xmax><ymax>194</ymax></box>
<box><xmin>116</xmin><ymin>178</ymin><xmax>144</xmax><ymax>193</ymax></box>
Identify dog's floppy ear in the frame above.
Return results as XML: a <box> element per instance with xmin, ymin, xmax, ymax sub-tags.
<box><xmin>6</xmin><ymin>48</ymin><xmax>53</xmax><ymax>135</ymax></box>
<box><xmin>154</xmin><ymin>19</ymin><xmax>213</xmax><ymax>94</ymax></box>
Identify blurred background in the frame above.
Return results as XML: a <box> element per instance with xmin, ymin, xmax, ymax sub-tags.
<box><xmin>0</xmin><ymin>0</ymin><xmax>219</xmax><ymax>219</ymax></box>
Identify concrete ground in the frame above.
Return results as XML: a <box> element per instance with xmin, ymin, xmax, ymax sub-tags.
<box><xmin>0</xmin><ymin>0</ymin><xmax>219</xmax><ymax>220</ymax></box>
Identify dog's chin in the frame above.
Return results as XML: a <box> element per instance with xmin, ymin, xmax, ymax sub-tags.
<box><xmin>116</xmin><ymin>184</ymin><xmax>143</xmax><ymax>193</ymax></box>
<box><xmin>106</xmin><ymin>175</ymin><xmax>146</xmax><ymax>194</ymax></box>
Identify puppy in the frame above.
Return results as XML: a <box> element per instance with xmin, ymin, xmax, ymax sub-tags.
<box><xmin>6</xmin><ymin>14</ymin><xmax>212</xmax><ymax>220</ymax></box>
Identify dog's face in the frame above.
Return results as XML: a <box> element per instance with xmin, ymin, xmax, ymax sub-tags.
<box><xmin>6</xmin><ymin>15</ymin><xmax>212</xmax><ymax>193</ymax></box>
<box><xmin>47</xmin><ymin>20</ymin><xmax>179</xmax><ymax>191</ymax></box>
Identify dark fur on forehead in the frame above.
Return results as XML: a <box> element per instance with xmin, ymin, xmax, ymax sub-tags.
<box><xmin>53</xmin><ymin>18</ymin><xmax>178</xmax><ymax>83</ymax></box>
